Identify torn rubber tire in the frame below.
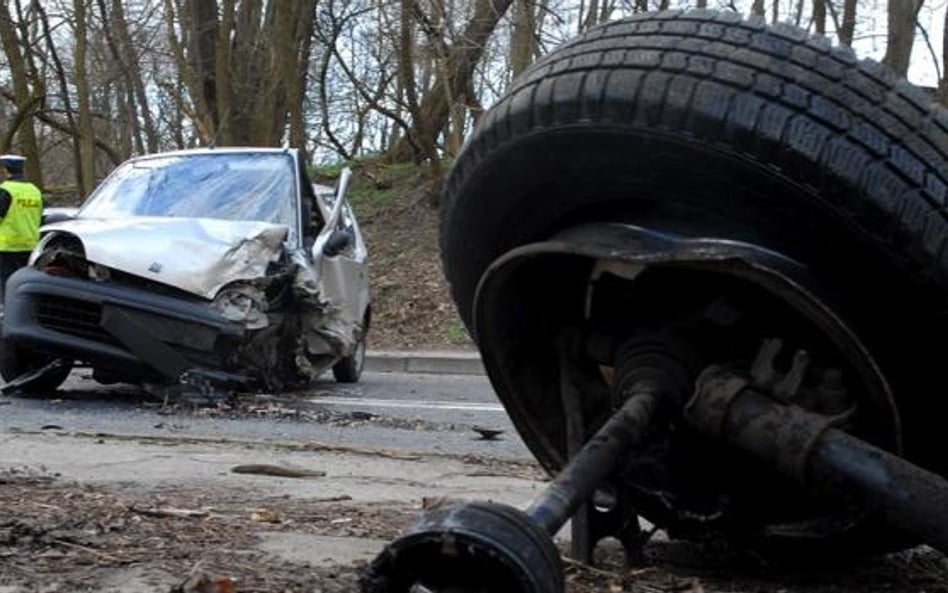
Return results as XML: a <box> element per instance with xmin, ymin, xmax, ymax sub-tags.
<box><xmin>0</xmin><ymin>339</ymin><xmax>72</xmax><ymax>395</ymax></box>
<box><xmin>440</xmin><ymin>9</ymin><xmax>948</xmax><ymax>551</ymax></box>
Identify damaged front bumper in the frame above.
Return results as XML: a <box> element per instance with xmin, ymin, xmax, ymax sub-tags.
<box><xmin>3</xmin><ymin>267</ymin><xmax>247</xmax><ymax>384</ymax></box>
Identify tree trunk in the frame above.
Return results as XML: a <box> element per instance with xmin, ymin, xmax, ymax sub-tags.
<box><xmin>938</xmin><ymin>5</ymin><xmax>948</xmax><ymax>105</ymax></box>
<box><xmin>187</xmin><ymin>0</ymin><xmax>220</xmax><ymax>134</ymax></box>
<box><xmin>96</xmin><ymin>0</ymin><xmax>141</xmax><ymax>157</ymax></box>
<box><xmin>396</xmin><ymin>0</ymin><xmax>422</xmax><ymax>161</ymax></box>
<box><xmin>0</xmin><ymin>1</ymin><xmax>43</xmax><ymax>186</ymax></box>
<box><xmin>288</xmin><ymin>1</ymin><xmax>317</xmax><ymax>158</ymax></box>
<box><xmin>839</xmin><ymin>0</ymin><xmax>857</xmax><ymax>46</ymax></box>
<box><xmin>35</xmin><ymin>0</ymin><xmax>83</xmax><ymax>184</ymax></box>
<box><xmin>389</xmin><ymin>0</ymin><xmax>514</xmax><ymax>163</ymax></box>
<box><xmin>882</xmin><ymin>0</ymin><xmax>924</xmax><ymax>78</ymax></box>
<box><xmin>74</xmin><ymin>0</ymin><xmax>96</xmax><ymax>195</ymax></box>
<box><xmin>164</xmin><ymin>0</ymin><xmax>215</xmax><ymax>143</ymax></box>
<box><xmin>813</xmin><ymin>0</ymin><xmax>826</xmax><ymax>35</ymax></box>
<box><xmin>511</xmin><ymin>0</ymin><xmax>537</xmax><ymax>77</ymax></box>
<box><xmin>751</xmin><ymin>0</ymin><xmax>765</xmax><ymax>17</ymax></box>
<box><xmin>112</xmin><ymin>0</ymin><xmax>159</xmax><ymax>152</ymax></box>
<box><xmin>582</xmin><ymin>0</ymin><xmax>600</xmax><ymax>31</ymax></box>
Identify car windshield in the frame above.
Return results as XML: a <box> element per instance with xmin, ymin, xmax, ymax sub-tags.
<box><xmin>78</xmin><ymin>152</ymin><xmax>298</xmax><ymax>238</ymax></box>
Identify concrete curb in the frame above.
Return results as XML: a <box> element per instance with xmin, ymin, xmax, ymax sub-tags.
<box><xmin>366</xmin><ymin>350</ymin><xmax>485</xmax><ymax>376</ymax></box>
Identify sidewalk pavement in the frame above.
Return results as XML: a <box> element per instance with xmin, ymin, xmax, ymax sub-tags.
<box><xmin>365</xmin><ymin>349</ymin><xmax>485</xmax><ymax>376</ymax></box>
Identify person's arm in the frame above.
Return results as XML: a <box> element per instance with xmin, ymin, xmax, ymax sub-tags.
<box><xmin>0</xmin><ymin>188</ymin><xmax>11</xmax><ymax>219</ymax></box>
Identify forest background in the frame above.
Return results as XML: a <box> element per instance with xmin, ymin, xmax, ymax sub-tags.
<box><xmin>0</xmin><ymin>0</ymin><xmax>941</xmax><ymax>348</ymax></box>
<box><xmin>0</xmin><ymin>0</ymin><xmax>941</xmax><ymax>195</ymax></box>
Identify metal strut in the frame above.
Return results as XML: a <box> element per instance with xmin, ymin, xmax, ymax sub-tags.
<box><xmin>361</xmin><ymin>386</ymin><xmax>661</xmax><ymax>593</ymax></box>
<box><xmin>686</xmin><ymin>368</ymin><xmax>948</xmax><ymax>555</ymax></box>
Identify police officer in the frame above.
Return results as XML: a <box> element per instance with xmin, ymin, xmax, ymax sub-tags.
<box><xmin>0</xmin><ymin>154</ymin><xmax>43</xmax><ymax>298</ymax></box>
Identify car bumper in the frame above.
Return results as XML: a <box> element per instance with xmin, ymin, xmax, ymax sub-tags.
<box><xmin>3</xmin><ymin>267</ymin><xmax>246</xmax><ymax>380</ymax></box>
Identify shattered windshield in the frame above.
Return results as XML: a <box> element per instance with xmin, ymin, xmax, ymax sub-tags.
<box><xmin>78</xmin><ymin>152</ymin><xmax>298</xmax><ymax>242</ymax></box>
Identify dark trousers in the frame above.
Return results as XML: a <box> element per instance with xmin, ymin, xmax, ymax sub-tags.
<box><xmin>0</xmin><ymin>251</ymin><xmax>31</xmax><ymax>302</ymax></box>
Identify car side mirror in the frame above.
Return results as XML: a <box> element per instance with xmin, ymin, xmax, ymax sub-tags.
<box><xmin>323</xmin><ymin>228</ymin><xmax>353</xmax><ymax>257</ymax></box>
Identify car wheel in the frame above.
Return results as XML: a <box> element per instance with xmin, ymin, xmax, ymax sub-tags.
<box><xmin>0</xmin><ymin>339</ymin><xmax>73</xmax><ymax>395</ymax></box>
<box><xmin>333</xmin><ymin>335</ymin><xmax>366</xmax><ymax>383</ymax></box>
<box><xmin>441</xmin><ymin>10</ymin><xmax>948</xmax><ymax>553</ymax></box>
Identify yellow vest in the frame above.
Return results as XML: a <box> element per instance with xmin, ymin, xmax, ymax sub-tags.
<box><xmin>0</xmin><ymin>180</ymin><xmax>43</xmax><ymax>252</ymax></box>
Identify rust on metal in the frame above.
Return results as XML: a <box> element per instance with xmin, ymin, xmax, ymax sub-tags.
<box><xmin>686</xmin><ymin>368</ymin><xmax>948</xmax><ymax>555</ymax></box>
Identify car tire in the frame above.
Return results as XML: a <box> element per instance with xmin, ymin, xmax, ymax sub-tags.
<box><xmin>0</xmin><ymin>339</ymin><xmax>73</xmax><ymax>395</ymax></box>
<box><xmin>440</xmin><ymin>10</ymin><xmax>948</xmax><ymax>550</ymax></box>
<box><xmin>333</xmin><ymin>334</ymin><xmax>366</xmax><ymax>383</ymax></box>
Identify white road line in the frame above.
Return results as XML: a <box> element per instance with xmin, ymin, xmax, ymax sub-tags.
<box><xmin>309</xmin><ymin>396</ymin><xmax>505</xmax><ymax>413</ymax></box>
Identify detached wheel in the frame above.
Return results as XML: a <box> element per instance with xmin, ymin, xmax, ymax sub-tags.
<box><xmin>441</xmin><ymin>9</ymin><xmax>948</xmax><ymax>552</ymax></box>
<box><xmin>0</xmin><ymin>339</ymin><xmax>73</xmax><ymax>395</ymax></box>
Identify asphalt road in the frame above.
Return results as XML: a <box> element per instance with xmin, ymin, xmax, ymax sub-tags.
<box><xmin>0</xmin><ymin>370</ymin><xmax>533</xmax><ymax>460</ymax></box>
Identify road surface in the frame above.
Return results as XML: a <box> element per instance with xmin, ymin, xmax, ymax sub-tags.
<box><xmin>0</xmin><ymin>370</ymin><xmax>530</xmax><ymax>460</ymax></box>
<box><xmin>2</xmin><ymin>371</ymin><xmax>947</xmax><ymax>593</ymax></box>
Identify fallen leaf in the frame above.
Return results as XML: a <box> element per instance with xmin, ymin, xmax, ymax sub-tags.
<box><xmin>251</xmin><ymin>508</ymin><xmax>282</xmax><ymax>523</ymax></box>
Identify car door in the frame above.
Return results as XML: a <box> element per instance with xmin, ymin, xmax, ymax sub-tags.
<box><xmin>312</xmin><ymin>170</ymin><xmax>369</xmax><ymax>329</ymax></box>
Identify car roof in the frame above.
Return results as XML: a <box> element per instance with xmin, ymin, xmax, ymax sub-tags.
<box><xmin>125</xmin><ymin>147</ymin><xmax>299</xmax><ymax>162</ymax></box>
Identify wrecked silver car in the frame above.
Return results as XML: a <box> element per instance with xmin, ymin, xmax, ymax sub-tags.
<box><xmin>0</xmin><ymin>148</ymin><xmax>370</xmax><ymax>395</ymax></box>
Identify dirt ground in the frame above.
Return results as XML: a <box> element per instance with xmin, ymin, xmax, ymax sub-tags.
<box><xmin>327</xmin><ymin>162</ymin><xmax>475</xmax><ymax>352</ymax></box>
<box><xmin>3</xmin><ymin>463</ymin><xmax>948</xmax><ymax>593</ymax></box>
<box><xmin>22</xmin><ymin>169</ymin><xmax>948</xmax><ymax>591</ymax></box>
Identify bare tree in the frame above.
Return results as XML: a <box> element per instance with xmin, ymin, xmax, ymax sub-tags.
<box><xmin>511</xmin><ymin>0</ymin><xmax>538</xmax><ymax>75</ymax></box>
<box><xmin>74</xmin><ymin>0</ymin><xmax>96</xmax><ymax>194</ymax></box>
<box><xmin>388</xmin><ymin>0</ymin><xmax>514</xmax><ymax>165</ymax></box>
<box><xmin>813</xmin><ymin>0</ymin><xmax>826</xmax><ymax>35</ymax></box>
<box><xmin>0</xmin><ymin>0</ymin><xmax>44</xmax><ymax>186</ymax></box>
<box><xmin>882</xmin><ymin>0</ymin><xmax>924</xmax><ymax>78</ymax></box>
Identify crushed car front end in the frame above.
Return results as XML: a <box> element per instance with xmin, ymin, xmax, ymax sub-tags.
<box><xmin>4</xmin><ymin>265</ymin><xmax>248</xmax><ymax>385</ymax></box>
<box><xmin>0</xmin><ymin>148</ymin><xmax>369</xmax><ymax>394</ymax></box>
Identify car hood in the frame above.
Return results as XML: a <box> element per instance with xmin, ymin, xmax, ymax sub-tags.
<box><xmin>40</xmin><ymin>217</ymin><xmax>289</xmax><ymax>299</ymax></box>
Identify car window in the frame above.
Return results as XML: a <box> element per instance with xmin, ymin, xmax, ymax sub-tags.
<box><xmin>78</xmin><ymin>152</ymin><xmax>299</xmax><ymax>242</ymax></box>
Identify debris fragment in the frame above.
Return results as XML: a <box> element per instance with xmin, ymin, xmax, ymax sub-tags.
<box><xmin>130</xmin><ymin>506</ymin><xmax>209</xmax><ymax>519</ymax></box>
<box><xmin>171</xmin><ymin>569</ymin><xmax>236</xmax><ymax>593</ymax></box>
<box><xmin>230</xmin><ymin>464</ymin><xmax>326</xmax><ymax>478</ymax></box>
<box><xmin>472</xmin><ymin>425</ymin><xmax>504</xmax><ymax>440</ymax></box>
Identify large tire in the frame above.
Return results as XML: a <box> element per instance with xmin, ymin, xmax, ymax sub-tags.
<box><xmin>0</xmin><ymin>339</ymin><xmax>72</xmax><ymax>395</ymax></box>
<box><xmin>441</xmin><ymin>10</ymin><xmax>948</xmax><ymax>477</ymax></box>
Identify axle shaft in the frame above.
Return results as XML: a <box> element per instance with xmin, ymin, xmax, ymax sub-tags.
<box><xmin>687</xmin><ymin>370</ymin><xmax>948</xmax><ymax>555</ymax></box>
<box><xmin>527</xmin><ymin>387</ymin><xmax>659</xmax><ymax>534</ymax></box>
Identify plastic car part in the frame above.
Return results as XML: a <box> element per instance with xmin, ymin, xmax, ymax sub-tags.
<box><xmin>0</xmin><ymin>348</ymin><xmax>71</xmax><ymax>395</ymax></box>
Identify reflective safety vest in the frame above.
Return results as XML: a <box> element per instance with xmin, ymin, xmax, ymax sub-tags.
<box><xmin>0</xmin><ymin>180</ymin><xmax>42</xmax><ymax>252</ymax></box>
